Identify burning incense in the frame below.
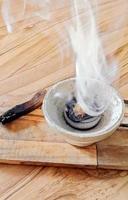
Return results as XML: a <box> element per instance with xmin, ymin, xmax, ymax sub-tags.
<box><xmin>69</xmin><ymin>0</ymin><xmax>117</xmax><ymax>117</ymax></box>
<box><xmin>1</xmin><ymin>0</ymin><xmax>127</xmax><ymax>130</ymax></box>
<box><xmin>64</xmin><ymin>97</ymin><xmax>101</xmax><ymax>130</ymax></box>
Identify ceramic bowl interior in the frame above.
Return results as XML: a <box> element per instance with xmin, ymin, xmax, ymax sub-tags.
<box><xmin>43</xmin><ymin>78</ymin><xmax>124</xmax><ymax>145</ymax></box>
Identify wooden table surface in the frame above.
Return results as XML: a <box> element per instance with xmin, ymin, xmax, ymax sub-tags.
<box><xmin>0</xmin><ymin>0</ymin><xmax>128</xmax><ymax>199</ymax></box>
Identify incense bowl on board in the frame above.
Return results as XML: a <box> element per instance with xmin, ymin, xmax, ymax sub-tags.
<box><xmin>43</xmin><ymin>78</ymin><xmax>124</xmax><ymax>147</ymax></box>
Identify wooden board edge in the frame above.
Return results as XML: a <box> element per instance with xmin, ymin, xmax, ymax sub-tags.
<box><xmin>96</xmin><ymin>143</ymin><xmax>128</xmax><ymax>170</ymax></box>
<box><xmin>0</xmin><ymin>139</ymin><xmax>97</xmax><ymax>168</ymax></box>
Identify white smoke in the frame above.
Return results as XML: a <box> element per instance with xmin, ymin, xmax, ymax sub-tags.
<box><xmin>69</xmin><ymin>0</ymin><xmax>127</xmax><ymax>116</ymax></box>
<box><xmin>1</xmin><ymin>0</ymin><xmax>51</xmax><ymax>33</ymax></box>
<box><xmin>2</xmin><ymin>0</ymin><xmax>127</xmax><ymax>116</ymax></box>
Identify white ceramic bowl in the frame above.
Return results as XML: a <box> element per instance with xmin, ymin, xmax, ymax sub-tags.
<box><xmin>43</xmin><ymin>78</ymin><xmax>124</xmax><ymax>147</ymax></box>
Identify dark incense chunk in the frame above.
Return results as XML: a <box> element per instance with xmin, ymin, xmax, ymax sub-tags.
<box><xmin>65</xmin><ymin>97</ymin><xmax>93</xmax><ymax>122</ymax></box>
<box><xmin>64</xmin><ymin>97</ymin><xmax>101</xmax><ymax>130</ymax></box>
<box><xmin>0</xmin><ymin>90</ymin><xmax>46</xmax><ymax>125</ymax></box>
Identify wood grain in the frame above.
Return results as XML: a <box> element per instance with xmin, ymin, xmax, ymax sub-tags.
<box><xmin>0</xmin><ymin>0</ymin><xmax>128</xmax><ymax>199</ymax></box>
<box><xmin>0</xmin><ymin>139</ymin><xmax>97</xmax><ymax>168</ymax></box>
<box><xmin>0</xmin><ymin>106</ymin><xmax>127</xmax><ymax>169</ymax></box>
<box><xmin>97</xmin><ymin>129</ymin><xmax>128</xmax><ymax>170</ymax></box>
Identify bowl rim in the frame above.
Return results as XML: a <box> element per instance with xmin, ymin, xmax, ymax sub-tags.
<box><xmin>43</xmin><ymin>78</ymin><xmax>125</xmax><ymax>138</ymax></box>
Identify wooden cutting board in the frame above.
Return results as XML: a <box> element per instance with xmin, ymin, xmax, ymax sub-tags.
<box><xmin>0</xmin><ymin>94</ymin><xmax>127</xmax><ymax>170</ymax></box>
